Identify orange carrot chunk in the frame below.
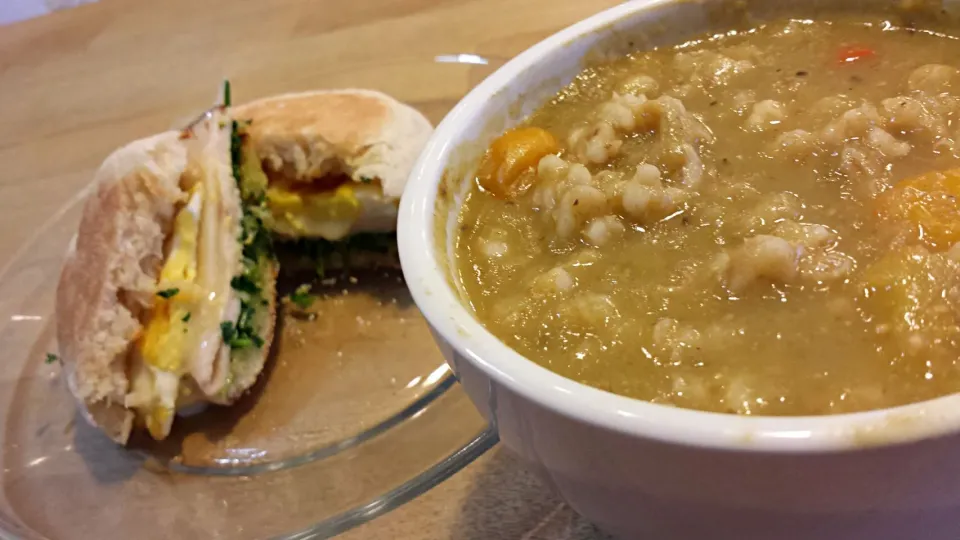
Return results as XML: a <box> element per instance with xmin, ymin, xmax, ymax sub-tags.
<box><xmin>476</xmin><ymin>127</ymin><xmax>560</xmax><ymax>199</ymax></box>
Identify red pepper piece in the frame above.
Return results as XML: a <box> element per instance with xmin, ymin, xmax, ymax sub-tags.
<box><xmin>837</xmin><ymin>45</ymin><xmax>876</xmax><ymax>64</ymax></box>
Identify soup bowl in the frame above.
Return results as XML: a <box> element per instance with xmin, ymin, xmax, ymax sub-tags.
<box><xmin>398</xmin><ymin>0</ymin><xmax>960</xmax><ymax>538</ymax></box>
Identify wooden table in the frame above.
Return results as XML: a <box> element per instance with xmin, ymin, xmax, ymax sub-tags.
<box><xmin>0</xmin><ymin>0</ymin><xmax>621</xmax><ymax>537</ymax></box>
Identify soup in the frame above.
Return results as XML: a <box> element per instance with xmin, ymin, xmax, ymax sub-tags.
<box><xmin>454</xmin><ymin>18</ymin><xmax>960</xmax><ymax>415</ymax></box>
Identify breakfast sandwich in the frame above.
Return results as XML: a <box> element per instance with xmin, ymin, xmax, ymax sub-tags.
<box><xmin>55</xmin><ymin>87</ymin><xmax>433</xmax><ymax>444</ymax></box>
<box><xmin>232</xmin><ymin>89</ymin><xmax>432</xmax><ymax>247</ymax></box>
<box><xmin>56</xmin><ymin>106</ymin><xmax>278</xmax><ymax>444</ymax></box>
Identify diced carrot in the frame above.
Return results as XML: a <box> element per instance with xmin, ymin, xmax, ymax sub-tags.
<box><xmin>476</xmin><ymin>127</ymin><xmax>559</xmax><ymax>199</ymax></box>
<box><xmin>837</xmin><ymin>45</ymin><xmax>876</xmax><ymax>65</ymax></box>
<box><xmin>875</xmin><ymin>168</ymin><xmax>960</xmax><ymax>250</ymax></box>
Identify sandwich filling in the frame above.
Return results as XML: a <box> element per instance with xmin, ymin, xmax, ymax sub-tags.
<box><xmin>219</xmin><ymin>118</ymin><xmax>276</xmax><ymax>399</ymax></box>
<box><xmin>124</xmin><ymin>111</ymin><xmax>274</xmax><ymax>440</ymax></box>
<box><xmin>264</xmin><ymin>177</ymin><xmax>397</xmax><ymax>240</ymax></box>
<box><xmin>230</xmin><ymin>90</ymin><xmax>419</xmax><ymax>242</ymax></box>
<box><xmin>59</xmin><ymin>87</ymin><xmax>431</xmax><ymax>444</ymax></box>
<box><xmin>237</xmin><ymin>135</ymin><xmax>400</xmax><ymax>270</ymax></box>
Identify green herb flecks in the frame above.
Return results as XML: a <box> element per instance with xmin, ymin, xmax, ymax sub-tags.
<box><xmin>45</xmin><ymin>353</ymin><xmax>59</xmax><ymax>364</ymax></box>
<box><xmin>181</xmin><ymin>312</ymin><xmax>191</xmax><ymax>323</ymax></box>
<box><xmin>230</xmin><ymin>120</ymin><xmax>245</xmax><ymax>193</ymax></box>
<box><xmin>290</xmin><ymin>284</ymin><xmax>316</xmax><ymax>310</ymax></box>
<box><xmin>231</xmin><ymin>274</ymin><xmax>261</xmax><ymax>295</ymax></box>
<box><xmin>220</xmin><ymin>321</ymin><xmax>237</xmax><ymax>343</ymax></box>
<box><xmin>359</xmin><ymin>175</ymin><xmax>373</xmax><ymax>184</ymax></box>
<box><xmin>157</xmin><ymin>288</ymin><xmax>180</xmax><ymax>299</ymax></box>
<box><xmin>224</xmin><ymin>119</ymin><xmax>274</xmax><ymax>352</ymax></box>
<box><xmin>230</xmin><ymin>336</ymin><xmax>254</xmax><ymax>349</ymax></box>
<box><xmin>233</xmin><ymin>120</ymin><xmax>269</xmax><ymax>201</ymax></box>
<box><xmin>223</xmin><ymin>80</ymin><xmax>232</xmax><ymax>107</ymax></box>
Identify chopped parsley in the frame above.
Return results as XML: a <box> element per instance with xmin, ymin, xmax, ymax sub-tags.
<box><xmin>240</xmin><ymin>211</ymin><xmax>273</xmax><ymax>264</ymax></box>
<box><xmin>223</xmin><ymin>80</ymin><xmax>232</xmax><ymax>107</ymax></box>
<box><xmin>230</xmin><ymin>274</ymin><xmax>261</xmax><ymax>295</ymax></box>
<box><xmin>359</xmin><ymin>175</ymin><xmax>373</xmax><ymax>184</ymax></box>
<box><xmin>157</xmin><ymin>288</ymin><xmax>180</xmax><ymax>299</ymax></box>
<box><xmin>220</xmin><ymin>320</ymin><xmax>264</xmax><ymax>349</ymax></box>
<box><xmin>231</xmin><ymin>121</ymin><xmax>245</xmax><ymax>192</ymax></box>
<box><xmin>220</xmin><ymin>321</ymin><xmax>236</xmax><ymax>342</ymax></box>
<box><xmin>230</xmin><ymin>336</ymin><xmax>254</xmax><ymax>349</ymax></box>
<box><xmin>45</xmin><ymin>353</ymin><xmax>59</xmax><ymax>364</ymax></box>
<box><xmin>290</xmin><ymin>284</ymin><xmax>316</xmax><ymax>310</ymax></box>
<box><xmin>181</xmin><ymin>312</ymin><xmax>191</xmax><ymax>323</ymax></box>
<box><xmin>224</xmin><ymin>119</ymin><xmax>274</xmax><ymax>352</ymax></box>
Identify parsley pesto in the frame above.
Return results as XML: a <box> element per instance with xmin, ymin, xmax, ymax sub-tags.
<box><xmin>223</xmin><ymin>119</ymin><xmax>275</xmax><ymax>351</ymax></box>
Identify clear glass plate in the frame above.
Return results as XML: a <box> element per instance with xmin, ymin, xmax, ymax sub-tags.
<box><xmin>0</xmin><ymin>58</ymin><xmax>505</xmax><ymax>540</ymax></box>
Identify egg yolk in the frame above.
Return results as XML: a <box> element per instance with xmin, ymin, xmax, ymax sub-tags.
<box><xmin>266</xmin><ymin>183</ymin><xmax>363</xmax><ymax>237</ymax></box>
<box><xmin>137</xmin><ymin>187</ymin><xmax>202</xmax><ymax>439</ymax></box>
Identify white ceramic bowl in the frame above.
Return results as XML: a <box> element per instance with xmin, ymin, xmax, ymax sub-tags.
<box><xmin>398</xmin><ymin>1</ymin><xmax>960</xmax><ymax>538</ymax></box>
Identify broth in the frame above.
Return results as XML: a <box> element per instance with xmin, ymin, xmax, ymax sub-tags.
<box><xmin>455</xmin><ymin>18</ymin><xmax>960</xmax><ymax>415</ymax></box>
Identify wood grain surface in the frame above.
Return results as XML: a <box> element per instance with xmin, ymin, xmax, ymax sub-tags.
<box><xmin>0</xmin><ymin>0</ymin><xmax>622</xmax><ymax>538</ymax></box>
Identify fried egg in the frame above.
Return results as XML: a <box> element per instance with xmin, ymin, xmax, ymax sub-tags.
<box><xmin>265</xmin><ymin>182</ymin><xmax>398</xmax><ymax>240</ymax></box>
<box><xmin>124</xmin><ymin>116</ymin><xmax>244</xmax><ymax>440</ymax></box>
<box><xmin>128</xmin><ymin>188</ymin><xmax>203</xmax><ymax>439</ymax></box>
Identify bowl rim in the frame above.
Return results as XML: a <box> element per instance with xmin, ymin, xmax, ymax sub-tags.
<box><xmin>398</xmin><ymin>0</ymin><xmax>960</xmax><ymax>453</ymax></box>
